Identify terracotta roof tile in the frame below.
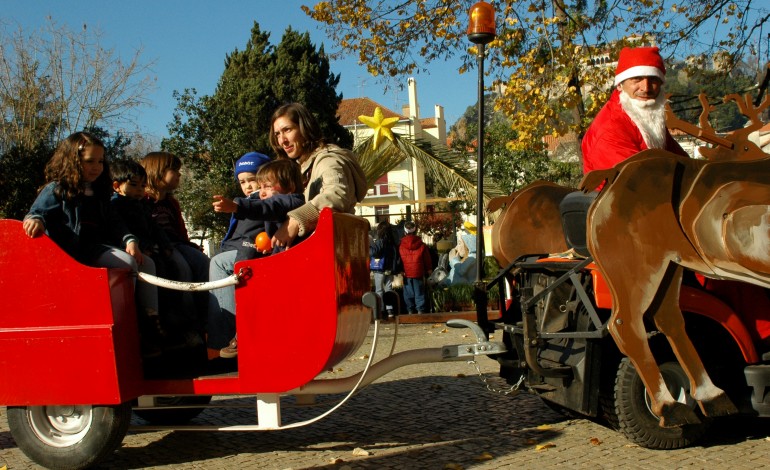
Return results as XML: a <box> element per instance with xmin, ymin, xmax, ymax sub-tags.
<box><xmin>337</xmin><ymin>98</ymin><xmax>406</xmax><ymax>127</ymax></box>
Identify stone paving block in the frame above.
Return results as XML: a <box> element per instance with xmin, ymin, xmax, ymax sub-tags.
<box><xmin>1</xmin><ymin>323</ymin><xmax>770</xmax><ymax>468</ymax></box>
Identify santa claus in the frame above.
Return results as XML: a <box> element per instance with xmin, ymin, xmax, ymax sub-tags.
<box><xmin>581</xmin><ymin>46</ymin><xmax>689</xmax><ymax>173</ymax></box>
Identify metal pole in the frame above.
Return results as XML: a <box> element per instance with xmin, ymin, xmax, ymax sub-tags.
<box><xmin>474</xmin><ymin>43</ymin><xmax>489</xmax><ymax>331</ymax></box>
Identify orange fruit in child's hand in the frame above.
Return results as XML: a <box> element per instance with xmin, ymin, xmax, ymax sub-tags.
<box><xmin>256</xmin><ymin>232</ymin><xmax>272</xmax><ymax>252</ymax></box>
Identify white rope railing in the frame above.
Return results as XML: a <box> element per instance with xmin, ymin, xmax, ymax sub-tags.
<box><xmin>137</xmin><ymin>272</ymin><xmax>240</xmax><ymax>292</ymax></box>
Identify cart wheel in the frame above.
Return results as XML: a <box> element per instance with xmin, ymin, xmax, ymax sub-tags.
<box><xmin>614</xmin><ymin>357</ymin><xmax>710</xmax><ymax>449</ymax></box>
<box><xmin>7</xmin><ymin>402</ymin><xmax>132</xmax><ymax>470</ymax></box>
<box><xmin>133</xmin><ymin>395</ymin><xmax>212</xmax><ymax>424</ymax></box>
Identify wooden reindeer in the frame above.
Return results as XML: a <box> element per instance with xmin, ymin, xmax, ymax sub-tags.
<box><xmin>489</xmin><ymin>181</ymin><xmax>573</xmax><ymax>267</ymax></box>
<box><xmin>581</xmin><ymin>91</ymin><xmax>770</xmax><ymax>427</ymax></box>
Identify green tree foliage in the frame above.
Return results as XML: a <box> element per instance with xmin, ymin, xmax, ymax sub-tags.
<box><xmin>0</xmin><ymin>126</ymin><xmax>131</xmax><ymax>219</ymax></box>
<box><xmin>450</xmin><ymin>96</ymin><xmax>582</xmax><ymax>194</ymax></box>
<box><xmin>666</xmin><ymin>65</ymin><xmax>758</xmax><ymax>133</ymax></box>
<box><xmin>162</xmin><ymin>23</ymin><xmax>352</xmax><ymax>238</ymax></box>
<box><xmin>304</xmin><ymin>1</ymin><xmax>769</xmax><ymax>149</ymax></box>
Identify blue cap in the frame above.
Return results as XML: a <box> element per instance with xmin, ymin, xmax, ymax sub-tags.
<box><xmin>234</xmin><ymin>152</ymin><xmax>271</xmax><ymax>180</ymax></box>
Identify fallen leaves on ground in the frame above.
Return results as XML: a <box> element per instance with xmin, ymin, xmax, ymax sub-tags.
<box><xmin>590</xmin><ymin>437</ymin><xmax>602</xmax><ymax>445</ymax></box>
<box><xmin>474</xmin><ymin>451</ymin><xmax>494</xmax><ymax>461</ymax></box>
<box><xmin>535</xmin><ymin>443</ymin><xmax>556</xmax><ymax>451</ymax></box>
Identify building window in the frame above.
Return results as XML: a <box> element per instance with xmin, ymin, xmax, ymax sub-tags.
<box><xmin>375</xmin><ymin>205</ymin><xmax>389</xmax><ymax>224</ymax></box>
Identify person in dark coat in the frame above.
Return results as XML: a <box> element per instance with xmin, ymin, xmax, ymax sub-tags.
<box><xmin>370</xmin><ymin>220</ymin><xmax>401</xmax><ymax>298</ymax></box>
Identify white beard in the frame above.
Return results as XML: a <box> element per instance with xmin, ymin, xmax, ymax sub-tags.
<box><xmin>619</xmin><ymin>91</ymin><xmax>668</xmax><ymax>150</ymax></box>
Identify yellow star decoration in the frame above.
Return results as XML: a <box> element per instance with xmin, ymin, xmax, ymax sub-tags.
<box><xmin>358</xmin><ymin>107</ymin><xmax>399</xmax><ymax>150</ymax></box>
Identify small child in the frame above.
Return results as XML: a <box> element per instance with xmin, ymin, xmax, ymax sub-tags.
<box><xmin>23</xmin><ymin>132</ymin><xmax>163</xmax><ymax>357</ymax></box>
<box><xmin>110</xmin><ymin>159</ymin><xmax>178</xmax><ymax>354</ymax></box>
<box><xmin>399</xmin><ymin>221</ymin><xmax>433</xmax><ymax>314</ymax></box>
<box><xmin>141</xmin><ymin>151</ymin><xmax>210</xmax><ymax>341</ymax></box>
<box><xmin>209</xmin><ymin>158</ymin><xmax>305</xmax><ymax>358</ymax></box>
<box><xmin>110</xmin><ymin>159</ymin><xmax>174</xmax><ymax>271</ymax></box>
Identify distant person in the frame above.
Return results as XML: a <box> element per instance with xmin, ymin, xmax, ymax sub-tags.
<box><xmin>399</xmin><ymin>221</ymin><xmax>433</xmax><ymax>314</ymax></box>
<box><xmin>209</xmin><ymin>157</ymin><xmax>305</xmax><ymax>359</ymax></box>
<box><xmin>269</xmin><ymin>102</ymin><xmax>367</xmax><ymax>249</ymax></box>
<box><xmin>370</xmin><ymin>220</ymin><xmax>401</xmax><ymax>298</ymax></box>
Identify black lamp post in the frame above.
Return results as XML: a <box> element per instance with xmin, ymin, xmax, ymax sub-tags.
<box><xmin>467</xmin><ymin>1</ymin><xmax>496</xmax><ymax>333</ymax></box>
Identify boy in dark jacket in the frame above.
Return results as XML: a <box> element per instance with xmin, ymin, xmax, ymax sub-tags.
<box><xmin>399</xmin><ymin>221</ymin><xmax>433</xmax><ymax>314</ymax></box>
<box><xmin>209</xmin><ymin>157</ymin><xmax>305</xmax><ymax>358</ymax></box>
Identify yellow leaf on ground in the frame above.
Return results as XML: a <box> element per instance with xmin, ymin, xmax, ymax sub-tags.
<box><xmin>535</xmin><ymin>443</ymin><xmax>555</xmax><ymax>451</ymax></box>
<box><xmin>536</xmin><ymin>424</ymin><xmax>552</xmax><ymax>430</ymax></box>
<box><xmin>474</xmin><ymin>451</ymin><xmax>494</xmax><ymax>461</ymax></box>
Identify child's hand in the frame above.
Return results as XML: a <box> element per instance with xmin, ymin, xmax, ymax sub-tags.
<box><xmin>212</xmin><ymin>195</ymin><xmax>238</xmax><ymax>213</ymax></box>
<box><xmin>22</xmin><ymin>218</ymin><xmax>44</xmax><ymax>238</ymax></box>
<box><xmin>126</xmin><ymin>240</ymin><xmax>144</xmax><ymax>265</ymax></box>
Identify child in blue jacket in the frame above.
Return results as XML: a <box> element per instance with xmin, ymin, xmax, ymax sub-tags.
<box><xmin>208</xmin><ymin>157</ymin><xmax>304</xmax><ymax>358</ymax></box>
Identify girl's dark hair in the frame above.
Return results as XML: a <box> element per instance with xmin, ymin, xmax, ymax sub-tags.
<box><xmin>44</xmin><ymin>131</ymin><xmax>107</xmax><ymax>201</ymax></box>
<box><xmin>256</xmin><ymin>159</ymin><xmax>304</xmax><ymax>194</ymax></box>
<box><xmin>140</xmin><ymin>151</ymin><xmax>182</xmax><ymax>200</ymax></box>
<box><xmin>376</xmin><ymin>220</ymin><xmax>394</xmax><ymax>243</ymax></box>
<box><xmin>269</xmin><ymin>102</ymin><xmax>326</xmax><ymax>159</ymax></box>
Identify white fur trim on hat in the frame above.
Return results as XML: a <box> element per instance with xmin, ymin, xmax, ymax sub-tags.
<box><xmin>614</xmin><ymin>65</ymin><xmax>665</xmax><ymax>86</ymax></box>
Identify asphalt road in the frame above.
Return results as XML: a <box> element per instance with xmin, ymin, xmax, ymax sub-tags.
<box><xmin>2</xmin><ymin>321</ymin><xmax>770</xmax><ymax>469</ymax></box>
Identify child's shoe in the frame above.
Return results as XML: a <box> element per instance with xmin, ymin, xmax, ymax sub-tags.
<box><xmin>220</xmin><ymin>337</ymin><xmax>238</xmax><ymax>359</ymax></box>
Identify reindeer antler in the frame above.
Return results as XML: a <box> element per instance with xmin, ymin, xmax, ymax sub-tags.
<box><xmin>723</xmin><ymin>92</ymin><xmax>770</xmax><ymax>137</ymax></box>
<box><xmin>666</xmin><ymin>93</ymin><xmax>733</xmax><ymax>152</ymax></box>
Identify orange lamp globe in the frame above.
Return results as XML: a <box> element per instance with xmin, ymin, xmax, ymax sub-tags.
<box><xmin>467</xmin><ymin>1</ymin><xmax>496</xmax><ymax>44</ymax></box>
<box><xmin>256</xmin><ymin>232</ymin><xmax>272</xmax><ymax>252</ymax></box>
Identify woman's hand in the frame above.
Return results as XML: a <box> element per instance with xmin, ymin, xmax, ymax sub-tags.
<box><xmin>22</xmin><ymin>218</ymin><xmax>44</xmax><ymax>238</ymax></box>
<box><xmin>271</xmin><ymin>217</ymin><xmax>300</xmax><ymax>249</ymax></box>
<box><xmin>212</xmin><ymin>195</ymin><xmax>238</xmax><ymax>213</ymax></box>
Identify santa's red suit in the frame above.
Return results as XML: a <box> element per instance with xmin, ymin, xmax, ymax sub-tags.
<box><xmin>581</xmin><ymin>89</ymin><xmax>688</xmax><ymax>173</ymax></box>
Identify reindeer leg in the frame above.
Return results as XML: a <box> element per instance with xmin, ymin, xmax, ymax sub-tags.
<box><xmin>653</xmin><ymin>266</ymin><xmax>739</xmax><ymax>418</ymax></box>
<box><xmin>608</xmin><ymin>303</ymin><xmax>701</xmax><ymax>428</ymax></box>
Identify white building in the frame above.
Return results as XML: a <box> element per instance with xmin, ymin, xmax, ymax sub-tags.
<box><xmin>337</xmin><ymin>78</ymin><xmax>448</xmax><ymax>227</ymax></box>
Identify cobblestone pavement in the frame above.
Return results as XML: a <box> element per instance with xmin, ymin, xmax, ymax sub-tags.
<box><xmin>2</xmin><ymin>321</ymin><xmax>770</xmax><ymax>469</ymax></box>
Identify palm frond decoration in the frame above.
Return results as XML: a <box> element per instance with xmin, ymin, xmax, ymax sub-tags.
<box><xmin>354</xmin><ymin>131</ymin><xmax>506</xmax><ymax>211</ymax></box>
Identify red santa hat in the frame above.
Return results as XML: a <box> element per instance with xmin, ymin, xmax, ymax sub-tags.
<box><xmin>614</xmin><ymin>46</ymin><xmax>666</xmax><ymax>86</ymax></box>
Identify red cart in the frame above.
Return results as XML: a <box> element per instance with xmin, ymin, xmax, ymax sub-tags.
<box><xmin>0</xmin><ymin>208</ymin><xmax>501</xmax><ymax>469</ymax></box>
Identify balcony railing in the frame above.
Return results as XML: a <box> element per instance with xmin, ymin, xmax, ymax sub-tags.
<box><xmin>366</xmin><ymin>182</ymin><xmax>412</xmax><ymax>200</ymax></box>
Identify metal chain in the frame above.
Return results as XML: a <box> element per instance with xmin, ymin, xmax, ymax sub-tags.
<box><xmin>466</xmin><ymin>360</ymin><xmax>523</xmax><ymax>396</ymax></box>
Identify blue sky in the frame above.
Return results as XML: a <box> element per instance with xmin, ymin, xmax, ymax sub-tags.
<box><xmin>6</xmin><ymin>0</ymin><xmax>478</xmax><ymax>141</ymax></box>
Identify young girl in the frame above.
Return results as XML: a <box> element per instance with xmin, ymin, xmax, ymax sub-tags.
<box><xmin>140</xmin><ymin>151</ymin><xmax>210</xmax><ymax>337</ymax></box>
<box><xmin>23</xmin><ymin>131</ymin><xmax>165</xmax><ymax>357</ymax></box>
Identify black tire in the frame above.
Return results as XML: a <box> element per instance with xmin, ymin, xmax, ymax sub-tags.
<box><xmin>132</xmin><ymin>395</ymin><xmax>212</xmax><ymax>425</ymax></box>
<box><xmin>7</xmin><ymin>402</ymin><xmax>132</xmax><ymax>470</ymax></box>
<box><xmin>614</xmin><ymin>357</ymin><xmax>710</xmax><ymax>449</ymax></box>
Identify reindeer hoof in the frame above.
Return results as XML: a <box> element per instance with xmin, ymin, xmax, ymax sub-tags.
<box><xmin>658</xmin><ymin>402</ymin><xmax>701</xmax><ymax>428</ymax></box>
<box><xmin>698</xmin><ymin>393</ymin><xmax>739</xmax><ymax>417</ymax></box>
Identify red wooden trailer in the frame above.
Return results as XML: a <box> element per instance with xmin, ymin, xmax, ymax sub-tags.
<box><xmin>0</xmin><ymin>208</ymin><xmax>500</xmax><ymax>469</ymax></box>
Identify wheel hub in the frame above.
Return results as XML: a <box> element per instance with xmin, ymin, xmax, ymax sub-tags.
<box><xmin>28</xmin><ymin>405</ymin><xmax>93</xmax><ymax>447</ymax></box>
